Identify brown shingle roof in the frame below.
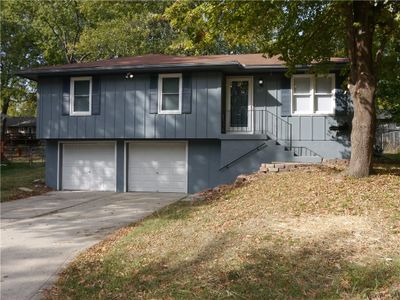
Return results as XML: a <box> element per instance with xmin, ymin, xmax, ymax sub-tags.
<box><xmin>17</xmin><ymin>53</ymin><xmax>349</xmax><ymax>79</ymax></box>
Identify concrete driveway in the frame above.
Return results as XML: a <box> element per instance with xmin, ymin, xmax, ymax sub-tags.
<box><xmin>0</xmin><ymin>191</ymin><xmax>185</xmax><ymax>300</ymax></box>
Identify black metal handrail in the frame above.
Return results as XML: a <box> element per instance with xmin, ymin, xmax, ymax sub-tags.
<box><xmin>290</xmin><ymin>146</ymin><xmax>321</xmax><ymax>157</ymax></box>
<box><xmin>223</xmin><ymin>108</ymin><xmax>323</xmax><ymax>158</ymax></box>
<box><xmin>219</xmin><ymin>142</ymin><xmax>268</xmax><ymax>170</ymax></box>
<box><xmin>224</xmin><ymin>108</ymin><xmax>292</xmax><ymax>150</ymax></box>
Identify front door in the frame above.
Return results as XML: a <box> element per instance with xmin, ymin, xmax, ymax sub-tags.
<box><xmin>226</xmin><ymin>77</ymin><xmax>253</xmax><ymax>133</ymax></box>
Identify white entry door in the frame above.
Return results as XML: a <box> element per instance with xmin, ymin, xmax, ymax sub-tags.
<box><xmin>128</xmin><ymin>142</ymin><xmax>187</xmax><ymax>193</ymax></box>
<box><xmin>62</xmin><ymin>143</ymin><xmax>116</xmax><ymax>191</ymax></box>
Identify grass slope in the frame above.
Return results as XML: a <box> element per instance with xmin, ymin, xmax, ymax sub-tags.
<box><xmin>47</xmin><ymin>164</ymin><xmax>400</xmax><ymax>299</ymax></box>
<box><xmin>1</xmin><ymin>162</ymin><xmax>49</xmax><ymax>202</ymax></box>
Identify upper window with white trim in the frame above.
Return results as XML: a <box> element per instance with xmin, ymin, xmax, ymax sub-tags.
<box><xmin>158</xmin><ymin>73</ymin><xmax>182</xmax><ymax>114</ymax></box>
<box><xmin>70</xmin><ymin>77</ymin><xmax>92</xmax><ymax>116</ymax></box>
<box><xmin>291</xmin><ymin>74</ymin><xmax>335</xmax><ymax>115</ymax></box>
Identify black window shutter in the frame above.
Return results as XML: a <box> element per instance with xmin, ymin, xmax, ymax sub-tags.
<box><xmin>149</xmin><ymin>74</ymin><xmax>158</xmax><ymax>114</ymax></box>
<box><xmin>182</xmin><ymin>73</ymin><xmax>192</xmax><ymax>114</ymax></box>
<box><xmin>335</xmin><ymin>73</ymin><xmax>351</xmax><ymax>115</ymax></box>
<box><xmin>92</xmin><ymin>76</ymin><xmax>101</xmax><ymax>115</ymax></box>
<box><xmin>62</xmin><ymin>77</ymin><xmax>70</xmax><ymax>115</ymax></box>
<box><xmin>280</xmin><ymin>76</ymin><xmax>291</xmax><ymax>117</ymax></box>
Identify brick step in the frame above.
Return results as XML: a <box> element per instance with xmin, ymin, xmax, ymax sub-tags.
<box><xmin>259</xmin><ymin>162</ymin><xmax>312</xmax><ymax>173</ymax></box>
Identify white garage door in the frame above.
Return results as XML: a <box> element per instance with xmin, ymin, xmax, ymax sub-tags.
<box><xmin>128</xmin><ymin>142</ymin><xmax>187</xmax><ymax>193</ymax></box>
<box><xmin>62</xmin><ymin>143</ymin><xmax>116</xmax><ymax>191</ymax></box>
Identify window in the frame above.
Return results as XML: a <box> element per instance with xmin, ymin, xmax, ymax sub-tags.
<box><xmin>291</xmin><ymin>74</ymin><xmax>335</xmax><ymax>115</ymax></box>
<box><xmin>158</xmin><ymin>73</ymin><xmax>182</xmax><ymax>114</ymax></box>
<box><xmin>70</xmin><ymin>77</ymin><xmax>92</xmax><ymax>115</ymax></box>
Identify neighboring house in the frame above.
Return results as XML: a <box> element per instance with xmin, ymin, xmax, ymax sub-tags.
<box><xmin>17</xmin><ymin>54</ymin><xmax>352</xmax><ymax>193</ymax></box>
<box><xmin>4</xmin><ymin>116</ymin><xmax>38</xmax><ymax>146</ymax></box>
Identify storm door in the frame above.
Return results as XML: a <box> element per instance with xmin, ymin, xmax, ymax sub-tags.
<box><xmin>226</xmin><ymin>77</ymin><xmax>253</xmax><ymax>132</ymax></box>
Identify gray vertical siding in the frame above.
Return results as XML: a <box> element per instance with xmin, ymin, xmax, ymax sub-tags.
<box><xmin>45</xmin><ymin>140</ymin><xmax>58</xmax><ymax>189</ymax></box>
<box><xmin>188</xmin><ymin>140</ymin><xmax>221</xmax><ymax>193</ymax></box>
<box><xmin>188</xmin><ymin>139</ymin><xmax>310</xmax><ymax>194</ymax></box>
<box><xmin>38</xmin><ymin>72</ymin><xmax>350</xmax><ymax>145</ymax></box>
<box><xmin>251</xmin><ymin>73</ymin><xmax>351</xmax><ymax>142</ymax></box>
<box><xmin>41</xmin><ymin>70</ymin><xmax>353</xmax><ymax>194</ymax></box>
<box><xmin>37</xmin><ymin>72</ymin><xmax>222</xmax><ymax>140</ymax></box>
<box><xmin>45</xmin><ymin>138</ymin><xmax>349</xmax><ymax>193</ymax></box>
<box><xmin>285</xmin><ymin>115</ymin><xmax>350</xmax><ymax>141</ymax></box>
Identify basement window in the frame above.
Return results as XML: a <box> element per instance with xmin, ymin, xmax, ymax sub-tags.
<box><xmin>70</xmin><ymin>77</ymin><xmax>92</xmax><ymax>116</ymax></box>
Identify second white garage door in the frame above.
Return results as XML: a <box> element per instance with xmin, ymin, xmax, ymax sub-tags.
<box><xmin>62</xmin><ymin>143</ymin><xmax>116</xmax><ymax>191</ymax></box>
<box><xmin>128</xmin><ymin>142</ymin><xmax>187</xmax><ymax>193</ymax></box>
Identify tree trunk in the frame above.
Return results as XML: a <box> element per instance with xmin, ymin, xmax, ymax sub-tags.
<box><xmin>1</xmin><ymin>96</ymin><xmax>11</xmax><ymax>116</ymax></box>
<box><xmin>345</xmin><ymin>1</ymin><xmax>377</xmax><ymax>177</ymax></box>
<box><xmin>348</xmin><ymin>80</ymin><xmax>376</xmax><ymax>177</ymax></box>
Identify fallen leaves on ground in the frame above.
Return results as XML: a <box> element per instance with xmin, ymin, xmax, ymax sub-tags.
<box><xmin>46</xmin><ymin>163</ymin><xmax>400</xmax><ymax>300</ymax></box>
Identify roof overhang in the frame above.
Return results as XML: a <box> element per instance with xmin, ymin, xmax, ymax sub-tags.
<box><xmin>16</xmin><ymin>61</ymin><xmax>348</xmax><ymax>81</ymax></box>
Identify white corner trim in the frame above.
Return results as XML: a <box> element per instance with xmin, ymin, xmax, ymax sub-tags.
<box><xmin>185</xmin><ymin>140</ymin><xmax>189</xmax><ymax>194</ymax></box>
<box><xmin>124</xmin><ymin>141</ymin><xmax>127</xmax><ymax>192</ymax></box>
<box><xmin>57</xmin><ymin>141</ymin><xmax>61</xmax><ymax>190</ymax></box>
<box><xmin>114</xmin><ymin>141</ymin><xmax>117</xmax><ymax>192</ymax></box>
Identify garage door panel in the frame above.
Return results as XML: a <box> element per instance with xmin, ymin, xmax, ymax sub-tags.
<box><xmin>158</xmin><ymin>182</ymin><xmax>186</xmax><ymax>193</ymax></box>
<box><xmin>129</xmin><ymin>167</ymin><xmax>186</xmax><ymax>177</ymax></box>
<box><xmin>129</xmin><ymin>168</ymin><xmax>157</xmax><ymax>176</ymax></box>
<box><xmin>128</xmin><ymin>142</ymin><xmax>187</xmax><ymax>193</ymax></box>
<box><xmin>129</xmin><ymin>182</ymin><xmax>158</xmax><ymax>191</ymax></box>
<box><xmin>62</xmin><ymin>143</ymin><xmax>116</xmax><ymax>191</ymax></box>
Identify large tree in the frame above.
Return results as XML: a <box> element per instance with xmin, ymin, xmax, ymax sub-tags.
<box><xmin>166</xmin><ymin>0</ymin><xmax>400</xmax><ymax>177</ymax></box>
<box><xmin>1</xmin><ymin>0</ymin><xmax>88</xmax><ymax>117</ymax></box>
<box><xmin>76</xmin><ymin>1</ymin><xmax>177</xmax><ymax>60</ymax></box>
<box><xmin>0</xmin><ymin>0</ymin><xmax>178</xmax><ymax>117</ymax></box>
<box><xmin>0</xmin><ymin>0</ymin><xmax>40</xmax><ymax>116</ymax></box>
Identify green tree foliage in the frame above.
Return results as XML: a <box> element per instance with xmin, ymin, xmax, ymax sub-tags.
<box><xmin>0</xmin><ymin>0</ymin><xmax>178</xmax><ymax>116</ymax></box>
<box><xmin>0</xmin><ymin>1</ymin><xmax>40</xmax><ymax>116</ymax></box>
<box><xmin>77</xmin><ymin>1</ymin><xmax>177</xmax><ymax>60</ymax></box>
<box><xmin>166</xmin><ymin>0</ymin><xmax>400</xmax><ymax>176</ymax></box>
<box><xmin>1</xmin><ymin>0</ymin><xmax>399</xmax><ymax>175</ymax></box>
<box><xmin>376</xmin><ymin>25</ymin><xmax>400</xmax><ymax>122</ymax></box>
<box><xmin>1</xmin><ymin>0</ymin><xmax>87</xmax><ymax>117</ymax></box>
<box><xmin>165</xmin><ymin>1</ymin><xmax>258</xmax><ymax>55</ymax></box>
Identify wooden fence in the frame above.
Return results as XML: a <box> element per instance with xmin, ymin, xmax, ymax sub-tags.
<box><xmin>2</xmin><ymin>145</ymin><xmax>45</xmax><ymax>164</ymax></box>
<box><xmin>376</xmin><ymin>123</ymin><xmax>400</xmax><ymax>153</ymax></box>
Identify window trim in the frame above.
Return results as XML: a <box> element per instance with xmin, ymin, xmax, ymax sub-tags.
<box><xmin>70</xmin><ymin>76</ymin><xmax>92</xmax><ymax>116</ymax></box>
<box><xmin>291</xmin><ymin>74</ymin><xmax>335</xmax><ymax>116</ymax></box>
<box><xmin>158</xmin><ymin>73</ymin><xmax>182</xmax><ymax>114</ymax></box>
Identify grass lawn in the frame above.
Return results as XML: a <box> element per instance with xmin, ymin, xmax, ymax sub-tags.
<box><xmin>380</xmin><ymin>152</ymin><xmax>400</xmax><ymax>163</ymax></box>
<box><xmin>46</xmin><ymin>164</ymin><xmax>400</xmax><ymax>299</ymax></box>
<box><xmin>1</xmin><ymin>161</ymin><xmax>50</xmax><ymax>202</ymax></box>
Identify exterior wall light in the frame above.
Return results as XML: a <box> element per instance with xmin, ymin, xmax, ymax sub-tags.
<box><xmin>258</xmin><ymin>78</ymin><xmax>264</xmax><ymax>87</ymax></box>
<box><xmin>125</xmin><ymin>72</ymin><xmax>134</xmax><ymax>79</ymax></box>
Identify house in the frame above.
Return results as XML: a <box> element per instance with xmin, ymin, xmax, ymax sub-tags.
<box><xmin>17</xmin><ymin>54</ymin><xmax>352</xmax><ymax>193</ymax></box>
<box><xmin>4</xmin><ymin>116</ymin><xmax>38</xmax><ymax>146</ymax></box>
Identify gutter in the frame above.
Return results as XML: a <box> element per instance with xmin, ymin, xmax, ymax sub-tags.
<box><xmin>15</xmin><ymin>62</ymin><xmax>245</xmax><ymax>80</ymax></box>
<box><xmin>16</xmin><ymin>61</ymin><xmax>348</xmax><ymax>81</ymax></box>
